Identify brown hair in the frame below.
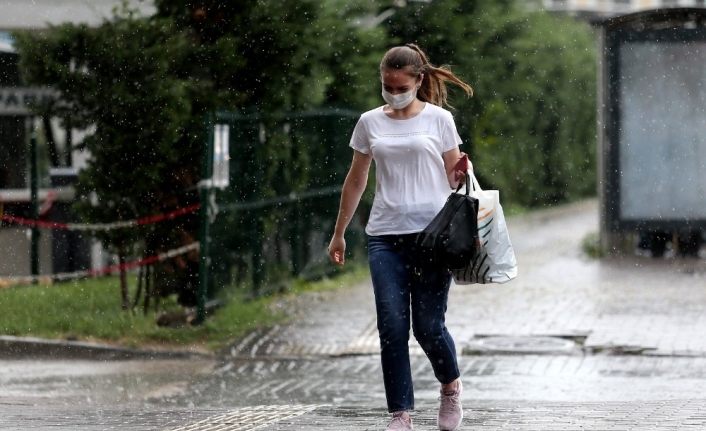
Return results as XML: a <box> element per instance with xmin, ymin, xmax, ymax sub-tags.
<box><xmin>380</xmin><ymin>43</ymin><xmax>473</xmax><ymax>108</ymax></box>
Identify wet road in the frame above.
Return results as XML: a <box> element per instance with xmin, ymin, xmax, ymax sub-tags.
<box><xmin>3</xmin><ymin>199</ymin><xmax>706</xmax><ymax>430</ymax></box>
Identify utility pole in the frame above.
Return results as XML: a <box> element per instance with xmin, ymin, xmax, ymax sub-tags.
<box><xmin>29</xmin><ymin>120</ymin><xmax>40</xmax><ymax>281</ymax></box>
<box><xmin>195</xmin><ymin>113</ymin><xmax>215</xmax><ymax>325</ymax></box>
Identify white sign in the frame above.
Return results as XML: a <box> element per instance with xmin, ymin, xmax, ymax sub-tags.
<box><xmin>0</xmin><ymin>87</ymin><xmax>60</xmax><ymax>115</ymax></box>
<box><xmin>212</xmin><ymin>124</ymin><xmax>230</xmax><ymax>189</ymax></box>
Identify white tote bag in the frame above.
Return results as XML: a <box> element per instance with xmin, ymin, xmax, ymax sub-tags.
<box><xmin>451</xmin><ymin>170</ymin><xmax>517</xmax><ymax>284</ymax></box>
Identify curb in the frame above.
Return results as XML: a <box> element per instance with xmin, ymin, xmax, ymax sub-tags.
<box><xmin>0</xmin><ymin>335</ymin><xmax>214</xmax><ymax>361</ymax></box>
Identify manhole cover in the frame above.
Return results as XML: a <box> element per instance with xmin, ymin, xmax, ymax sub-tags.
<box><xmin>464</xmin><ymin>336</ymin><xmax>577</xmax><ymax>355</ymax></box>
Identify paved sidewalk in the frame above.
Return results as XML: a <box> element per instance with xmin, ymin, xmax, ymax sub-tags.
<box><xmin>3</xmin><ymin>199</ymin><xmax>706</xmax><ymax>430</ymax></box>
<box><xmin>5</xmin><ymin>399</ymin><xmax>705</xmax><ymax>430</ymax></box>
<box><xmin>228</xmin><ymin>199</ymin><xmax>706</xmax><ymax>359</ymax></box>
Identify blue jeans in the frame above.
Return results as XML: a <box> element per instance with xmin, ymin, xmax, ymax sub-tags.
<box><xmin>367</xmin><ymin>234</ymin><xmax>460</xmax><ymax>413</ymax></box>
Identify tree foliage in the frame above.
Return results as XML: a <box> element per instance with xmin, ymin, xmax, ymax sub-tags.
<box><xmin>153</xmin><ymin>0</ymin><xmax>387</xmax><ymax>112</ymax></box>
<box><xmin>13</xmin><ymin>1</ymin><xmax>388</xmax><ymax>304</ymax></box>
<box><xmin>384</xmin><ymin>0</ymin><xmax>597</xmax><ymax>207</ymax></box>
<box><xmin>13</xmin><ymin>0</ymin><xmax>598</xmax><ymax>306</ymax></box>
<box><xmin>149</xmin><ymin>1</ymin><xmax>388</xmax><ymax>292</ymax></box>
<box><xmin>15</xmin><ymin>13</ymin><xmax>203</xmax><ymax>308</ymax></box>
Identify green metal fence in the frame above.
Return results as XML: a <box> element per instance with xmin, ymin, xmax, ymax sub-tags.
<box><xmin>198</xmin><ymin>109</ymin><xmax>368</xmax><ymax>314</ymax></box>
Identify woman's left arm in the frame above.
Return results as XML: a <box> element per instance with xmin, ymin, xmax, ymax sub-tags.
<box><xmin>443</xmin><ymin>148</ymin><xmax>467</xmax><ymax>189</ymax></box>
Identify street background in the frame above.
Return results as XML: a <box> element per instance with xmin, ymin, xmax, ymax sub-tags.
<box><xmin>3</xmin><ymin>199</ymin><xmax>706</xmax><ymax>430</ymax></box>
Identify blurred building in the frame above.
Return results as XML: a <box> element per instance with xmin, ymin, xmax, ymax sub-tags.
<box><xmin>0</xmin><ymin>0</ymin><xmax>155</xmax><ymax>277</ymax></box>
<box><xmin>0</xmin><ymin>0</ymin><xmax>155</xmax><ymax>31</ymax></box>
<box><xmin>541</xmin><ymin>0</ymin><xmax>706</xmax><ymax>18</ymax></box>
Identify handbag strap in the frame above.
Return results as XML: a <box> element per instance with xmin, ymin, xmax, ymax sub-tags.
<box><xmin>455</xmin><ymin>172</ymin><xmax>471</xmax><ymax>196</ymax></box>
<box><xmin>454</xmin><ymin>160</ymin><xmax>485</xmax><ymax>196</ymax></box>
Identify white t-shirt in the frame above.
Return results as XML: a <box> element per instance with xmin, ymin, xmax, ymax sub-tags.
<box><xmin>349</xmin><ymin>103</ymin><xmax>463</xmax><ymax>236</ymax></box>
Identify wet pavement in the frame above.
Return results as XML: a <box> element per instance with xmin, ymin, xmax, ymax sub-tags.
<box><xmin>3</xmin><ymin>199</ymin><xmax>706</xmax><ymax>430</ymax></box>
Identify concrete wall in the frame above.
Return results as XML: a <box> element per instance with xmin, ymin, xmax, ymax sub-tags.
<box><xmin>0</xmin><ymin>227</ymin><xmax>52</xmax><ymax>276</ymax></box>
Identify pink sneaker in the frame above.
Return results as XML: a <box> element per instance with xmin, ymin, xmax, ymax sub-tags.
<box><xmin>438</xmin><ymin>380</ymin><xmax>463</xmax><ymax>430</ymax></box>
<box><xmin>386</xmin><ymin>411</ymin><xmax>413</xmax><ymax>431</ymax></box>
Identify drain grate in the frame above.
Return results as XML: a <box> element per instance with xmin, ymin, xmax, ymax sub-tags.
<box><xmin>463</xmin><ymin>335</ymin><xmax>579</xmax><ymax>355</ymax></box>
<box><xmin>168</xmin><ymin>404</ymin><xmax>326</xmax><ymax>431</ymax></box>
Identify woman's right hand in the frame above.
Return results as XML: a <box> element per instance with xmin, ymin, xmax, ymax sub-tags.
<box><xmin>327</xmin><ymin>150</ymin><xmax>371</xmax><ymax>267</ymax></box>
<box><xmin>328</xmin><ymin>235</ymin><xmax>346</xmax><ymax>266</ymax></box>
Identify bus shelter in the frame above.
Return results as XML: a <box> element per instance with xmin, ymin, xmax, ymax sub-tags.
<box><xmin>597</xmin><ymin>8</ymin><xmax>706</xmax><ymax>256</ymax></box>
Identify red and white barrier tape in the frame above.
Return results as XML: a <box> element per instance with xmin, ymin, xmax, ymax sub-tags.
<box><xmin>0</xmin><ymin>242</ymin><xmax>200</xmax><ymax>288</ymax></box>
<box><xmin>0</xmin><ymin>204</ymin><xmax>200</xmax><ymax>231</ymax></box>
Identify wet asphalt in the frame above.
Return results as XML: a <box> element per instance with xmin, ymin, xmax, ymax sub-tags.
<box><xmin>3</xmin><ymin>199</ymin><xmax>706</xmax><ymax>430</ymax></box>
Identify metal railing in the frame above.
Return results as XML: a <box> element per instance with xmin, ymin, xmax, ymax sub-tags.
<box><xmin>197</xmin><ymin>109</ymin><xmax>367</xmax><ymax>317</ymax></box>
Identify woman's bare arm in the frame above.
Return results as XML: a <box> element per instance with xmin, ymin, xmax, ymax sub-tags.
<box><xmin>328</xmin><ymin>150</ymin><xmax>372</xmax><ymax>265</ymax></box>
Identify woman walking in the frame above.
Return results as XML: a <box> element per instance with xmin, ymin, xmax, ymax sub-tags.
<box><xmin>327</xmin><ymin>44</ymin><xmax>473</xmax><ymax>431</ymax></box>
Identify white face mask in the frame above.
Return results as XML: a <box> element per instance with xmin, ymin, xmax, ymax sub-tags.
<box><xmin>382</xmin><ymin>87</ymin><xmax>417</xmax><ymax>110</ymax></box>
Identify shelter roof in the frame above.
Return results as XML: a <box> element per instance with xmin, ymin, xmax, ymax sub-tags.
<box><xmin>592</xmin><ymin>7</ymin><xmax>706</xmax><ymax>29</ymax></box>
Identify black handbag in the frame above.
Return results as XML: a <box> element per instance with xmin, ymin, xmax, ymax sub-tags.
<box><xmin>416</xmin><ymin>173</ymin><xmax>479</xmax><ymax>269</ymax></box>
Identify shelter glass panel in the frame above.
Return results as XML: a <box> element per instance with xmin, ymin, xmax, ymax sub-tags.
<box><xmin>618</xmin><ymin>40</ymin><xmax>706</xmax><ymax>220</ymax></box>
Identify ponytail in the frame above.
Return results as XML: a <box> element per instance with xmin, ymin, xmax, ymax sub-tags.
<box><xmin>380</xmin><ymin>43</ymin><xmax>473</xmax><ymax>108</ymax></box>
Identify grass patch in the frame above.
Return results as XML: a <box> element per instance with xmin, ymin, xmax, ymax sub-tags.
<box><xmin>0</xmin><ymin>264</ymin><xmax>370</xmax><ymax>351</ymax></box>
<box><xmin>581</xmin><ymin>231</ymin><xmax>604</xmax><ymax>258</ymax></box>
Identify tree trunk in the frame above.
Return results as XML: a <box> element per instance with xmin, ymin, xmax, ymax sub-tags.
<box><xmin>118</xmin><ymin>251</ymin><xmax>129</xmax><ymax>310</ymax></box>
<box><xmin>132</xmin><ymin>265</ymin><xmax>144</xmax><ymax>310</ymax></box>
<box><xmin>143</xmin><ymin>264</ymin><xmax>152</xmax><ymax>315</ymax></box>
